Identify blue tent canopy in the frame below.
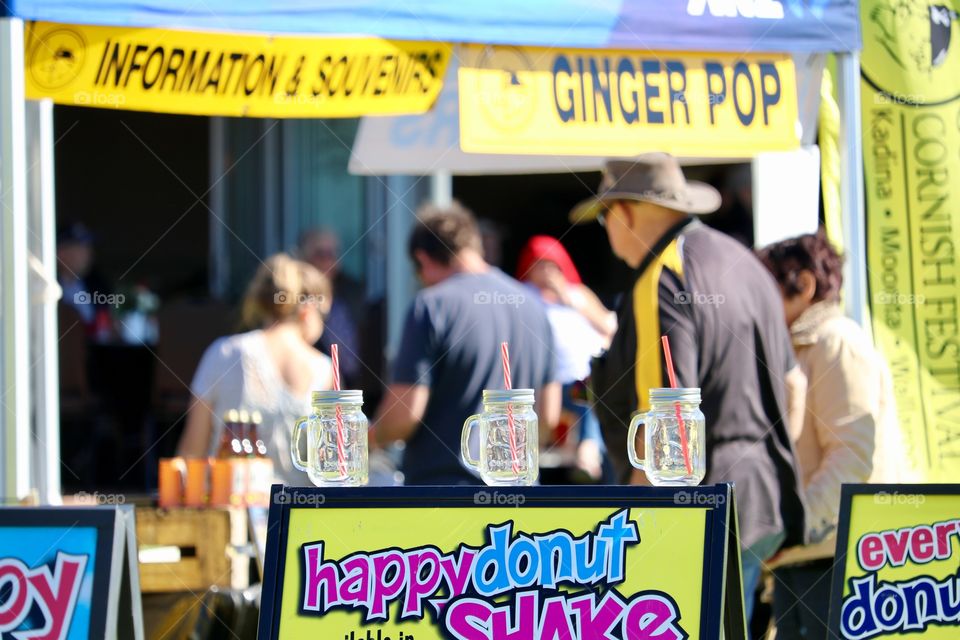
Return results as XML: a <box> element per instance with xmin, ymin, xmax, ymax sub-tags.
<box><xmin>5</xmin><ymin>0</ymin><xmax>860</xmax><ymax>53</ymax></box>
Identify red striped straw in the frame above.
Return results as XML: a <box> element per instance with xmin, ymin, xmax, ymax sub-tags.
<box><xmin>661</xmin><ymin>336</ymin><xmax>693</xmax><ymax>475</ymax></box>
<box><xmin>330</xmin><ymin>344</ymin><xmax>348</xmax><ymax>477</ymax></box>
<box><xmin>500</xmin><ymin>342</ymin><xmax>522</xmax><ymax>475</ymax></box>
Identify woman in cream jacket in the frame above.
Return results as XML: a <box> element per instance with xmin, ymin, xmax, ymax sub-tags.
<box><xmin>757</xmin><ymin>231</ymin><xmax>912</xmax><ymax>640</ymax></box>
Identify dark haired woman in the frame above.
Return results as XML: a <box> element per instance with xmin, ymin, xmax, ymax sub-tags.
<box><xmin>757</xmin><ymin>230</ymin><xmax>914</xmax><ymax>640</ymax></box>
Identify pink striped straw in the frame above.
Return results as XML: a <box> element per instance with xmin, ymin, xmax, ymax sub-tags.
<box><xmin>661</xmin><ymin>336</ymin><xmax>693</xmax><ymax>475</ymax></box>
<box><xmin>500</xmin><ymin>342</ymin><xmax>522</xmax><ymax>475</ymax></box>
<box><xmin>330</xmin><ymin>344</ymin><xmax>348</xmax><ymax>477</ymax></box>
<box><xmin>501</xmin><ymin>342</ymin><xmax>512</xmax><ymax>390</ymax></box>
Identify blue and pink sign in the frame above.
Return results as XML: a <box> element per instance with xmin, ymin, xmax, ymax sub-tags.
<box><xmin>0</xmin><ymin>508</ymin><xmax>123</xmax><ymax>640</ymax></box>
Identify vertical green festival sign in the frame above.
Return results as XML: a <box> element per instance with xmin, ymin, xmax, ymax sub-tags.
<box><xmin>862</xmin><ymin>0</ymin><xmax>960</xmax><ymax>481</ymax></box>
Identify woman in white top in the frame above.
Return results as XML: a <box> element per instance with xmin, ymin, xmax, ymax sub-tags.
<box><xmin>177</xmin><ymin>253</ymin><xmax>333</xmax><ymax>485</ymax></box>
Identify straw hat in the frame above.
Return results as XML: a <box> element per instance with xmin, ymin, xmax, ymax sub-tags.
<box><xmin>570</xmin><ymin>152</ymin><xmax>721</xmax><ymax>224</ymax></box>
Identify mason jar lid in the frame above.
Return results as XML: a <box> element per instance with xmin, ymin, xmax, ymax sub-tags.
<box><xmin>649</xmin><ymin>387</ymin><xmax>701</xmax><ymax>404</ymax></box>
<box><xmin>312</xmin><ymin>389</ymin><xmax>363</xmax><ymax>404</ymax></box>
<box><xmin>482</xmin><ymin>389</ymin><xmax>535</xmax><ymax>404</ymax></box>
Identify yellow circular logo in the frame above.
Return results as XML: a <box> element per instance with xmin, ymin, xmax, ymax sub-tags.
<box><xmin>861</xmin><ymin>0</ymin><xmax>960</xmax><ymax>105</ymax></box>
<box><xmin>28</xmin><ymin>27</ymin><xmax>86</xmax><ymax>91</ymax></box>
<box><xmin>474</xmin><ymin>46</ymin><xmax>537</xmax><ymax>132</ymax></box>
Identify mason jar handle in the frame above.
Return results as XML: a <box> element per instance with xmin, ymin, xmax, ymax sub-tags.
<box><xmin>291</xmin><ymin>416</ymin><xmax>310</xmax><ymax>471</ymax></box>
<box><xmin>627</xmin><ymin>414</ymin><xmax>645</xmax><ymax>470</ymax></box>
<box><xmin>461</xmin><ymin>415</ymin><xmax>481</xmax><ymax>469</ymax></box>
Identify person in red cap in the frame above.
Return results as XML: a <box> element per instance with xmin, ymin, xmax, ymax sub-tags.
<box><xmin>517</xmin><ymin>236</ymin><xmax>616</xmax><ymax>480</ymax></box>
<box><xmin>516</xmin><ymin>236</ymin><xmax>616</xmax><ymax>338</ymax></box>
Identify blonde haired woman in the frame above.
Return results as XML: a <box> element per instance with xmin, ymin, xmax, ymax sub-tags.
<box><xmin>177</xmin><ymin>254</ymin><xmax>333</xmax><ymax>485</ymax></box>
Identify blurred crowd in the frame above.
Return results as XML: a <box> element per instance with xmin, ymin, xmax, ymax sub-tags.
<box><xmin>60</xmin><ymin>153</ymin><xmax>902</xmax><ymax>639</ymax></box>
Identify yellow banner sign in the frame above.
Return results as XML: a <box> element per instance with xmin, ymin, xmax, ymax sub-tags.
<box><xmin>458</xmin><ymin>45</ymin><xmax>799</xmax><ymax>157</ymax></box>
<box><xmin>861</xmin><ymin>0</ymin><xmax>960</xmax><ymax>482</ymax></box>
<box><xmin>830</xmin><ymin>486</ymin><xmax>960</xmax><ymax>638</ymax></box>
<box><xmin>25</xmin><ymin>22</ymin><xmax>450</xmax><ymax>118</ymax></box>
<box><xmin>259</xmin><ymin>486</ymin><xmax>744</xmax><ymax>639</ymax></box>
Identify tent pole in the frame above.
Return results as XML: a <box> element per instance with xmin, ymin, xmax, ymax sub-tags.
<box><xmin>384</xmin><ymin>176</ymin><xmax>420</xmax><ymax>359</ymax></box>
<box><xmin>209</xmin><ymin>117</ymin><xmax>228</xmax><ymax>299</ymax></box>
<box><xmin>430</xmin><ymin>171</ymin><xmax>453</xmax><ymax>207</ymax></box>
<box><xmin>835</xmin><ymin>51</ymin><xmax>868</xmax><ymax>330</ymax></box>
<box><xmin>26</xmin><ymin>99</ymin><xmax>62</xmax><ymax>505</ymax></box>
<box><xmin>0</xmin><ymin>17</ymin><xmax>32</xmax><ymax>501</ymax></box>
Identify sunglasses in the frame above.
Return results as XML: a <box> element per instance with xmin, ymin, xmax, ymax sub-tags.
<box><xmin>599</xmin><ymin>199</ymin><xmax>634</xmax><ymax>227</ymax></box>
<box><xmin>597</xmin><ymin>201</ymin><xmax>617</xmax><ymax>228</ymax></box>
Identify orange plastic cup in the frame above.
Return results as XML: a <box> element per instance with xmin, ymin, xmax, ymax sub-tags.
<box><xmin>209</xmin><ymin>459</ymin><xmax>234</xmax><ymax>507</ymax></box>
<box><xmin>183</xmin><ymin>458</ymin><xmax>210</xmax><ymax>507</ymax></box>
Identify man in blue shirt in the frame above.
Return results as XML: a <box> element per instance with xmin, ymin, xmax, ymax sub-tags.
<box><xmin>372</xmin><ymin>202</ymin><xmax>560</xmax><ymax>484</ymax></box>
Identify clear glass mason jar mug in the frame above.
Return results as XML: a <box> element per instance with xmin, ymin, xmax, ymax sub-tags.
<box><xmin>461</xmin><ymin>389</ymin><xmax>538</xmax><ymax>486</ymax></box>
<box><xmin>292</xmin><ymin>390</ymin><xmax>368</xmax><ymax>487</ymax></box>
<box><xmin>627</xmin><ymin>388</ymin><xmax>706</xmax><ymax>486</ymax></box>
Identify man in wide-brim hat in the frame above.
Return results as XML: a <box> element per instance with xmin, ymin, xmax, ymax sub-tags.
<box><xmin>574</xmin><ymin>152</ymin><xmax>807</xmax><ymax>625</ymax></box>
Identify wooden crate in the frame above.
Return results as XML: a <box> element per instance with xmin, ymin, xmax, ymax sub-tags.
<box><xmin>135</xmin><ymin>507</ymin><xmax>249</xmax><ymax>594</ymax></box>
